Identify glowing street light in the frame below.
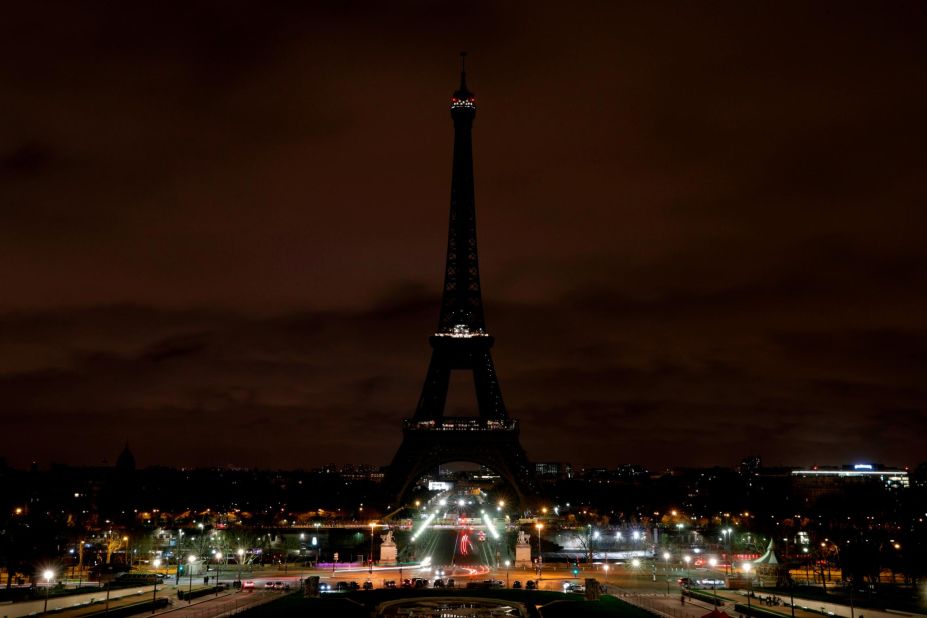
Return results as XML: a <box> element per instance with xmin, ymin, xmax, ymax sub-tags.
<box><xmin>214</xmin><ymin>553</ymin><xmax>223</xmax><ymax>596</ymax></box>
<box><xmin>743</xmin><ymin>562</ymin><xmax>753</xmax><ymax>611</ymax></box>
<box><xmin>369</xmin><ymin>522</ymin><xmax>377</xmax><ymax>574</ymax></box>
<box><xmin>683</xmin><ymin>555</ymin><xmax>692</xmax><ymax>582</ymax></box>
<box><xmin>504</xmin><ymin>560</ymin><xmax>511</xmax><ymax>588</ymax></box>
<box><xmin>535</xmin><ymin>523</ymin><xmax>544</xmax><ymax>581</ymax></box>
<box><xmin>151</xmin><ymin>560</ymin><xmax>161</xmax><ymax>612</ymax></box>
<box><xmin>42</xmin><ymin>569</ymin><xmax>54</xmax><ymax>615</ymax></box>
<box><xmin>187</xmin><ymin>555</ymin><xmax>196</xmax><ymax>602</ymax></box>
<box><xmin>662</xmin><ymin>551</ymin><xmax>672</xmax><ymax>595</ymax></box>
<box><xmin>722</xmin><ymin>527</ymin><xmax>734</xmax><ymax>575</ymax></box>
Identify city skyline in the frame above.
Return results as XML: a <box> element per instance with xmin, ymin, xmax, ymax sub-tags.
<box><xmin>2</xmin><ymin>3</ymin><xmax>925</xmax><ymax>470</ymax></box>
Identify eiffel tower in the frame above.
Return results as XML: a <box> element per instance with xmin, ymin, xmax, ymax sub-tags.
<box><xmin>382</xmin><ymin>55</ymin><xmax>539</xmax><ymax>506</ymax></box>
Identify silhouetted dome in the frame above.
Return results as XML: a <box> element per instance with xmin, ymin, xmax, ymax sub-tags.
<box><xmin>115</xmin><ymin>443</ymin><xmax>135</xmax><ymax>473</ymax></box>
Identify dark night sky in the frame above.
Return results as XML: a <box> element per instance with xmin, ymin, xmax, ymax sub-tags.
<box><xmin>2</xmin><ymin>2</ymin><xmax>925</xmax><ymax>471</ymax></box>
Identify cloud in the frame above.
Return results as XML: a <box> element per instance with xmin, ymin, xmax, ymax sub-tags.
<box><xmin>0</xmin><ymin>2</ymin><xmax>925</xmax><ymax>470</ymax></box>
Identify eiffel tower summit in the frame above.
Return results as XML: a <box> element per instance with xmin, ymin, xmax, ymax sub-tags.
<box><xmin>382</xmin><ymin>55</ymin><xmax>540</xmax><ymax>506</ymax></box>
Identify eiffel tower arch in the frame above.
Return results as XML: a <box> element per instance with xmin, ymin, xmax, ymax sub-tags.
<box><xmin>381</xmin><ymin>56</ymin><xmax>540</xmax><ymax>507</ymax></box>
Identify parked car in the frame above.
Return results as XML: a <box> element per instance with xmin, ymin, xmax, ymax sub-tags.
<box><xmin>335</xmin><ymin>581</ymin><xmax>350</xmax><ymax>591</ymax></box>
<box><xmin>525</xmin><ymin>580</ymin><xmax>537</xmax><ymax>590</ymax></box>
<box><xmin>446</xmin><ymin>578</ymin><xmax>455</xmax><ymax>588</ymax></box>
<box><xmin>567</xmin><ymin>583</ymin><xmax>585</xmax><ymax>593</ymax></box>
<box><xmin>401</xmin><ymin>579</ymin><xmax>413</xmax><ymax>589</ymax></box>
<box><xmin>264</xmin><ymin>581</ymin><xmax>275</xmax><ymax>589</ymax></box>
<box><xmin>383</xmin><ymin>580</ymin><xmax>397</xmax><ymax>589</ymax></box>
<box><xmin>348</xmin><ymin>581</ymin><xmax>360</xmax><ymax>590</ymax></box>
<box><xmin>241</xmin><ymin>580</ymin><xmax>255</xmax><ymax>590</ymax></box>
<box><xmin>362</xmin><ymin>580</ymin><xmax>373</xmax><ymax>590</ymax></box>
<box><xmin>433</xmin><ymin>578</ymin><xmax>445</xmax><ymax>588</ymax></box>
<box><xmin>320</xmin><ymin>582</ymin><xmax>331</xmax><ymax>592</ymax></box>
<box><xmin>512</xmin><ymin>580</ymin><xmax>522</xmax><ymax>589</ymax></box>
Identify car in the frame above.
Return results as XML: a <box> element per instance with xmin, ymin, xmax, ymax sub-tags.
<box><xmin>362</xmin><ymin>580</ymin><xmax>373</xmax><ymax>590</ymax></box>
<box><xmin>348</xmin><ymin>581</ymin><xmax>360</xmax><ymax>590</ymax></box>
<box><xmin>383</xmin><ymin>580</ymin><xmax>397</xmax><ymax>589</ymax></box>
<box><xmin>264</xmin><ymin>581</ymin><xmax>275</xmax><ymax>589</ymax></box>
<box><xmin>433</xmin><ymin>578</ymin><xmax>445</xmax><ymax>588</ymax></box>
<box><xmin>678</xmin><ymin>577</ymin><xmax>691</xmax><ymax>587</ymax></box>
<box><xmin>525</xmin><ymin>580</ymin><xmax>537</xmax><ymax>590</ymax></box>
<box><xmin>512</xmin><ymin>580</ymin><xmax>522</xmax><ymax>589</ymax></box>
<box><xmin>446</xmin><ymin>578</ymin><xmax>455</xmax><ymax>588</ymax></box>
<box><xmin>320</xmin><ymin>582</ymin><xmax>331</xmax><ymax>592</ymax></box>
<box><xmin>401</xmin><ymin>579</ymin><xmax>413</xmax><ymax>589</ymax></box>
<box><xmin>335</xmin><ymin>581</ymin><xmax>350</xmax><ymax>591</ymax></box>
<box><xmin>413</xmin><ymin>578</ymin><xmax>428</xmax><ymax>588</ymax></box>
<box><xmin>272</xmin><ymin>581</ymin><xmax>289</xmax><ymax>590</ymax></box>
<box><xmin>241</xmin><ymin>580</ymin><xmax>255</xmax><ymax>590</ymax></box>
<box><xmin>567</xmin><ymin>583</ymin><xmax>586</xmax><ymax>593</ymax></box>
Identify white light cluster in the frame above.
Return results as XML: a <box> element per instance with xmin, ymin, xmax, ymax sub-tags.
<box><xmin>412</xmin><ymin>512</ymin><xmax>438</xmax><ymax>541</ymax></box>
<box><xmin>481</xmin><ymin>510</ymin><xmax>500</xmax><ymax>540</ymax></box>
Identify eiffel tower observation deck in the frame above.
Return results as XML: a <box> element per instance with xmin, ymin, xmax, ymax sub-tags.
<box><xmin>382</xmin><ymin>55</ymin><xmax>538</xmax><ymax>506</ymax></box>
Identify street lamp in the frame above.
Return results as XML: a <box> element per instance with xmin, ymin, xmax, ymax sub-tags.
<box><xmin>123</xmin><ymin>536</ymin><xmax>130</xmax><ymax>568</ymax></box>
<box><xmin>709</xmin><ymin>558</ymin><xmax>718</xmax><ymax>601</ymax></box>
<box><xmin>743</xmin><ymin>562</ymin><xmax>753</xmax><ymax>612</ymax></box>
<box><xmin>187</xmin><ymin>555</ymin><xmax>196</xmax><ymax>602</ymax></box>
<box><xmin>663</xmin><ymin>552</ymin><xmax>671</xmax><ymax>595</ymax></box>
<box><xmin>723</xmin><ymin>528</ymin><xmax>733</xmax><ymax>575</ymax></box>
<box><xmin>237</xmin><ymin>549</ymin><xmax>245</xmax><ymax>584</ymax></box>
<box><xmin>214</xmin><ymin>553</ymin><xmax>223</xmax><ymax>596</ymax></box>
<box><xmin>683</xmin><ymin>555</ymin><xmax>691</xmax><ymax>582</ymax></box>
<box><xmin>603</xmin><ymin>563</ymin><xmax>610</xmax><ymax>590</ymax></box>
<box><xmin>535</xmin><ymin>523</ymin><xmax>544</xmax><ymax>582</ymax></box>
<box><xmin>151</xmin><ymin>560</ymin><xmax>161</xmax><ymax>613</ymax></box>
<box><xmin>314</xmin><ymin>522</ymin><xmax>322</xmax><ymax>567</ymax></box>
<box><xmin>42</xmin><ymin>569</ymin><xmax>54</xmax><ymax>615</ymax></box>
<box><xmin>504</xmin><ymin>560</ymin><xmax>511</xmax><ymax>588</ymax></box>
<box><xmin>369</xmin><ymin>523</ymin><xmax>377</xmax><ymax>574</ymax></box>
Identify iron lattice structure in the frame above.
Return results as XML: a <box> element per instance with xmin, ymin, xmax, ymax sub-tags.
<box><xmin>382</xmin><ymin>61</ymin><xmax>539</xmax><ymax>506</ymax></box>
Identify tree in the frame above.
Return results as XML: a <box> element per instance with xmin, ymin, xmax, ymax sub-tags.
<box><xmin>105</xmin><ymin>533</ymin><xmax>124</xmax><ymax>564</ymax></box>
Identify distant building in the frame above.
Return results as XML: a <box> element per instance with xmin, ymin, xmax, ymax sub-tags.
<box><xmin>738</xmin><ymin>456</ymin><xmax>761</xmax><ymax>476</ymax></box>
<box><xmin>535</xmin><ymin>462</ymin><xmax>572</xmax><ymax>479</ymax></box>
<box><xmin>791</xmin><ymin>463</ymin><xmax>909</xmax><ymax>501</ymax></box>
<box><xmin>319</xmin><ymin>463</ymin><xmax>384</xmax><ymax>482</ymax></box>
<box><xmin>115</xmin><ymin>443</ymin><xmax>136</xmax><ymax>474</ymax></box>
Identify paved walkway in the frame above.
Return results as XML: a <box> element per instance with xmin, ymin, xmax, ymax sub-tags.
<box><xmin>608</xmin><ymin>588</ymin><xmax>927</xmax><ymax>618</ymax></box>
<box><xmin>1</xmin><ymin>586</ymin><xmax>154</xmax><ymax>618</ymax></box>
<box><xmin>0</xmin><ymin>585</ymin><xmax>280</xmax><ymax>618</ymax></box>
